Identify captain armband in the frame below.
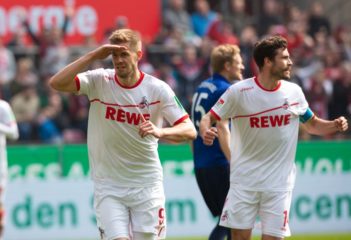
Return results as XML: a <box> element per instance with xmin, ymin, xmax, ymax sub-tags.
<box><xmin>299</xmin><ymin>108</ymin><xmax>314</xmax><ymax>123</ymax></box>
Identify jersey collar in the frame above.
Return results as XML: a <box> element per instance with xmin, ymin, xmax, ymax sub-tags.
<box><xmin>114</xmin><ymin>70</ymin><xmax>145</xmax><ymax>89</ymax></box>
<box><xmin>254</xmin><ymin>76</ymin><xmax>281</xmax><ymax>92</ymax></box>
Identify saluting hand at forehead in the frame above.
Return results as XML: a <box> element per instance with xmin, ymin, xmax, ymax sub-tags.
<box><xmin>91</xmin><ymin>44</ymin><xmax>128</xmax><ymax>60</ymax></box>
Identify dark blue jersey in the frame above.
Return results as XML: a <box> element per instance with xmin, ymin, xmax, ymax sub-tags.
<box><xmin>191</xmin><ymin>73</ymin><xmax>232</xmax><ymax>168</ymax></box>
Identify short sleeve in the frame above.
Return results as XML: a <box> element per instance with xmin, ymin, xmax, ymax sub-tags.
<box><xmin>76</xmin><ymin>68</ymin><xmax>105</xmax><ymax>97</ymax></box>
<box><xmin>210</xmin><ymin>86</ymin><xmax>238</xmax><ymax>120</ymax></box>
<box><xmin>294</xmin><ymin>86</ymin><xmax>313</xmax><ymax>120</ymax></box>
<box><xmin>160</xmin><ymin>83</ymin><xmax>188</xmax><ymax>125</ymax></box>
<box><xmin>296</xmin><ymin>86</ymin><xmax>314</xmax><ymax>122</ymax></box>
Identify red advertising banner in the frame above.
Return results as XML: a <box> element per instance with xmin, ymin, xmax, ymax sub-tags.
<box><xmin>0</xmin><ymin>0</ymin><xmax>161</xmax><ymax>45</ymax></box>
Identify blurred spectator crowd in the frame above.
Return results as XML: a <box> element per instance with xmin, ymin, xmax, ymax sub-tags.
<box><xmin>1</xmin><ymin>0</ymin><xmax>350</xmax><ymax>144</ymax></box>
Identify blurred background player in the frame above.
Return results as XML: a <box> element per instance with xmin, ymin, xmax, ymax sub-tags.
<box><xmin>191</xmin><ymin>44</ymin><xmax>244</xmax><ymax>240</ymax></box>
<box><xmin>49</xmin><ymin>28</ymin><xmax>196</xmax><ymax>240</ymax></box>
<box><xmin>0</xmin><ymin>99</ymin><xmax>19</xmax><ymax>239</ymax></box>
<box><xmin>200</xmin><ymin>35</ymin><xmax>348</xmax><ymax>240</ymax></box>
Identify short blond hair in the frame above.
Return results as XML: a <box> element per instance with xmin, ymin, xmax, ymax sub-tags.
<box><xmin>108</xmin><ymin>28</ymin><xmax>142</xmax><ymax>51</ymax></box>
<box><xmin>210</xmin><ymin>44</ymin><xmax>240</xmax><ymax>73</ymax></box>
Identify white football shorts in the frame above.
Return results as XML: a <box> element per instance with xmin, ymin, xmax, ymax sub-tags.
<box><xmin>219</xmin><ymin>187</ymin><xmax>292</xmax><ymax>238</ymax></box>
<box><xmin>94</xmin><ymin>183</ymin><xmax>166</xmax><ymax>240</ymax></box>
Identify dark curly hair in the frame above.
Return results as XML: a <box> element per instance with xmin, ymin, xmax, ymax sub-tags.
<box><xmin>253</xmin><ymin>35</ymin><xmax>288</xmax><ymax>70</ymax></box>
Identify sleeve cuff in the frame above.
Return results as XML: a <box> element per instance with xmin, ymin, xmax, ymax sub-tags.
<box><xmin>173</xmin><ymin>115</ymin><xmax>189</xmax><ymax>126</ymax></box>
<box><xmin>74</xmin><ymin>76</ymin><xmax>80</xmax><ymax>91</ymax></box>
<box><xmin>210</xmin><ymin>109</ymin><xmax>221</xmax><ymax>120</ymax></box>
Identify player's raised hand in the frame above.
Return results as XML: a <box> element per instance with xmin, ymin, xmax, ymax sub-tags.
<box><xmin>49</xmin><ymin>44</ymin><xmax>128</xmax><ymax>93</ymax></box>
<box><xmin>201</xmin><ymin>127</ymin><xmax>218</xmax><ymax>146</ymax></box>
<box><xmin>91</xmin><ymin>44</ymin><xmax>127</xmax><ymax>60</ymax></box>
<box><xmin>334</xmin><ymin>116</ymin><xmax>348</xmax><ymax>132</ymax></box>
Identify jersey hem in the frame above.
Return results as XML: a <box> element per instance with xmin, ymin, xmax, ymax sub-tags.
<box><xmin>230</xmin><ymin>184</ymin><xmax>294</xmax><ymax>192</ymax></box>
<box><xmin>93</xmin><ymin>178</ymin><xmax>163</xmax><ymax>188</ymax></box>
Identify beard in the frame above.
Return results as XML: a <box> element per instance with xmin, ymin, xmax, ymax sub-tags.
<box><xmin>271</xmin><ymin>67</ymin><xmax>291</xmax><ymax>80</ymax></box>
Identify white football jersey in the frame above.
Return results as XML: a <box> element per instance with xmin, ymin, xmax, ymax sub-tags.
<box><xmin>0</xmin><ymin>100</ymin><xmax>18</xmax><ymax>188</ymax></box>
<box><xmin>211</xmin><ymin>77</ymin><xmax>310</xmax><ymax>191</ymax></box>
<box><xmin>76</xmin><ymin>69</ymin><xmax>188</xmax><ymax>187</ymax></box>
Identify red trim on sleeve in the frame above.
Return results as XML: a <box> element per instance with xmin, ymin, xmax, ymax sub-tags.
<box><xmin>74</xmin><ymin>76</ymin><xmax>80</xmax><ymax>91</ymax></box>
<box><xmin>173</xmin><ymin>115</ymin><xmax>189</xmax><ymax>126</ymax></box>
<box><xmin>210</xmin><ymin>109</ymin><xmax>221</xmax><ymax>120</ymax></box>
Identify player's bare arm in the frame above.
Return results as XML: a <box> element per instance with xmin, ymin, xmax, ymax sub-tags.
<box><xmin>49</xmin><ymin>44</ymin><xmax>127</xmax><ymax>93</ymax></box>
<box><xmin>302</xmin><ymin>115</ymin><xmax>348</xmax><ymax>135</ymax></box>
<box><xmin>139</xmin><ymin>118</ymin><xmax>196</xmax><ymax>142</ymax></box>
<box><xmin>199</xmin><ymin>112</ymin><xmax>219</xmax><ymax>146</ymax></box>
<box><xmin>216</xmin><ymin>119</ymin><xmax>231</xmax><ymax>161</ymax></box>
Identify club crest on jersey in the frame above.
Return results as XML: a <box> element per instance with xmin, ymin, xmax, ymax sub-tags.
<box><xmin>282</xmin><ymin>98</ymin><xmax>290</xmax><ymax>110</ymax></box>
<box><xmin>282</xmin><ymin>99</ymin><xmax>300</xmax><ymax>116</ymax></box>
<box><xmin>138</xmin><ymin>96</ymin><xmax>150</xmax><ymax>109</ymax></box>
